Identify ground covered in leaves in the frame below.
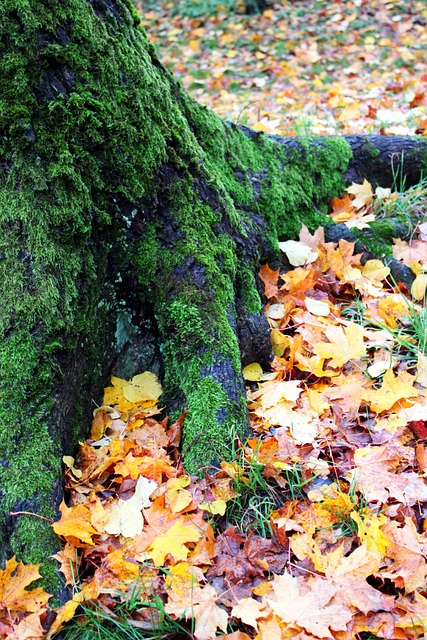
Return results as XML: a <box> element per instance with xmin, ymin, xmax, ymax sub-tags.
<box><xmin>2</xmin><ymin>181</ymin><xmax>427</xmax><ymax>638</ymax></box>
<box><xmin>140</xmin><ymin>0</ymin><xmax>427</xmax><ymax>136</ymax></box>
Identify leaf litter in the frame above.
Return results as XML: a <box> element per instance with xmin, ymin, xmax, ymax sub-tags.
<box><xmin>140</xmin><ymin>0</ymin><xmax>427</xmax><ymax>136</ymax></box>
<box><xmin>2</xmin><ymin>181</ymin><xmax>427</xmax><ymax>638</ymax></box>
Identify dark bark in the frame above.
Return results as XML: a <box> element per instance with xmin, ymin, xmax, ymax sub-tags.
<box><xmin>243</xmin><ymin>0</ymin><xmax>271</xmax><ymax>13</ymax></box>
<box><xmin>0</xmin><ymin>0</ymin><xmax>426</xmax><ymax>590</ymax></box>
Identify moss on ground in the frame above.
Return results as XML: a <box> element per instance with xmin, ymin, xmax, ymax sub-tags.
<box><xmin>0</xmin><ymin>0</ymin><xmax>354</xmax><ymax>585</ymax></box>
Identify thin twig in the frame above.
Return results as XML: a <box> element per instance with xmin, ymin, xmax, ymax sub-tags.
<box><xmin>9</xmin><ymin>511</ymin><xmax>54</xmax><ymax>523</ymax></box>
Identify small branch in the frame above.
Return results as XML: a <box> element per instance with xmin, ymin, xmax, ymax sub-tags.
<box><xmin>9</xmin><ymin>511</ymin><xmax>54</xmax><ymax>523</ymax></box>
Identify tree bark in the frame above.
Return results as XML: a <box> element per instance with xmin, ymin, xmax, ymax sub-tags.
<box><xmin>0</xmin><ymin>0</ymin><xmax>426</xmax><ymax>590</ymax></box>
<box><xmin>242</xmin><ymin>0</ymin><xmax>271</xmax><ymax>13</ymax></box>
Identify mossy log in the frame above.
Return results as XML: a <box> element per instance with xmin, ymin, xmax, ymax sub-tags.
<box><xmin>1</xmin><ymin>0</ymin><xmax>427</xmax><ymax>592</ymax></box>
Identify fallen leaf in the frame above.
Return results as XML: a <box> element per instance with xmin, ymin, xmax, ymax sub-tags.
<box><xmin>347</xmin><ymin>179</ymin><xmax>373</xmax><ymax>209</ymax></box>
<box><xmin>105</xmin><ymin>476</ymin><xmax>157</xmax><ymax>537</ymax></box>
<box><xmin>0</xmin><ymin>557</ymin><xmax>51</xmax><ymax>613</ymax></box>
<box><xmin>312</xmin><ymin>322</ymin><xmax>366</xmax><ymax>369</ymax></box>
<box><xmin>243</xmin><ymin>362</ymin><xmax>263</xmax><ymax>381</ymax></box>
<box><xmin>361</xmin><ymin>368</ymin><xmax>419</xmax><ymax>413</ymax></box>
<box><xmin>278</xmin><ymin>240</ymin><xmax>318</xmax><ymax>266</ymax></box>
<box><xmin>52</xmin><ymin>501</ymin><xmax>98</xmax><ymax>546</ymax></box>
<box><xmin>231</xmin><ymin>597</ymin><xmax>269</xmax><ymax>630</ymax></box>
<box><xmin>263</xmin><ymin>572</ymin><xmax>352</xmax><ymax>637</ymax></box>
<box><xmin>148</xmin><ymin>519</ymin><xmax>202</xmax><ymax>565</ymax></box>
<box><xmin>259</xmin><ymin>264</ymin><xmax>280</xmax><ymax>299</ymax></box>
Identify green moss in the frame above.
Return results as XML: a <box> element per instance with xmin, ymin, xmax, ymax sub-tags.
<box><xmin>352</xmin><ymin>137</ymin><xmax>381</xmax><ymax>162</ymax></box>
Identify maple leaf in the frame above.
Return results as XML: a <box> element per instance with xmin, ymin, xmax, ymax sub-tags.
<box><xmin>90</xmin><ymin>408</ymin><xmax>112</xmax><ymax>441</ymax></box>
<box><xmin>346</xmin><ymin>179</ymin><xmax>373</xmax><ymax>209</ymax></box>
<box><xmin>329</xmin><ymin>193</ymin><xmax>356</xmax><ymax>222</ymax></box>
<box><xmin>327</xmin><ymin>545</ymin><xmax>395</xmax><ymax>615</ymax></box>
<box><xmin>262</xmin><ymin>572</ymin><xmax>352</xmax><ymax>637</ymax></box>
<box><xmin>323</xmin><ymin>372</ymin><xmax>366</xmax><ymax>420</ymax></box>
<box><xmin>0</xmin><ymin>557</ymin><xmax>51</xmax><ymax>613</ymax></box>
<box><xmin>165</xmin><ymin>562</ymin><xmax>203</xmax><ymax>597</ymax></box>
<box><xmin>351</xmin><ymin>444</ymin><xmax>427</xmax><ymax>505</ymax></box>
<box><xmin>53</xmin><ymin>501</ymin><xmax>98</xmax><ymax>545</ymax></box>
<box><xmin>165</xmin><ymin>475</ymin><xmax>193</xmax><ymax>513</ymax></box>
<box><xmin>148</xmin><ymin>519</ymin><xmax>202</xmax><ymax>565</ymax></box>
<box><xmin>379</xmin><ymin>518</ymin><xmax>427</xmax><ymax>592</ymax></box>
<box><xmin>7</xmin><ymin>610</ymin><xmax>45</xmax><ymax>639</ymax></box>
<box><xmin>312</xmin><ymin>322</ymin><xmax>366</xmax><ymax>369</ymax></box>
<box><xmin>395</xmin><ymin>591</ymin><xmax>427</xmax><ymax>637</ymax></box>
<box><xmin>166</xmin><ymin>583</ymin><xmax>228</xmax><ymax>640</ymax></box>
<box><xmin>350</xmin><ymin>511</ymin><xmax>390</xmax><ymax>555</ymax></box>
<box><xmin>207</xmin><ymin>528</ymin><xmax>287</xmax><ymax>597</ymax></box>
<box><xmin>361</xmin><ymin>368</ymin><xmax>419</xmax><ymax>413</ymax></box>
<box><xmin>393</xmin><ymin>237</ymin><xmax>427</xmax><ymax>263</ymax></box>
<box><xmin>45</xmin><ymin>592</ymin><xmax>84</xmax><ymax>638</ymax></box>
<box><xmin>230</xmin><ymin>597</ymin><xmax>269</xmax><ymax>630</ymax></box>
<box><xmin>52</xmin><ymin>542</ymin><xmax>78</xmax><ymax>586</ymax></box>
<box><xmin>103</xmin><ymin>372</ymin><xmax>162</xmax><ymax>412</ymax></box>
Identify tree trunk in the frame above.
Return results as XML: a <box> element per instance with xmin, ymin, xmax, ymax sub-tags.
<box><xmin>241</xmin><ymin>0</ymin><xmax>271</xmax><ymax>13</ymax></box>
<box><xmin>1</xmin><ymin>0</ymin><xmax>426</xmax><ymax>591</ymax></box>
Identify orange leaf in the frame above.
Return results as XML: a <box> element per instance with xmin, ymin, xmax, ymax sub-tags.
<box><xmin>0</xmin><ymin>557</ymin><xmax>51</xmax><ymax>613</ymax></box>
<box><xmin>259</xmin><ymin>264</ymin><xmax>279</xmax><ymax>299</ymax></box>
<box><xmin>329</xmin><ymin>193</ymin><xmax>356</xmax><ymax>222</ymax></box>
<box><xmin>52</xmin><ymin>501</ymin><xmax>98</xmax><ymax>545</ymax></box>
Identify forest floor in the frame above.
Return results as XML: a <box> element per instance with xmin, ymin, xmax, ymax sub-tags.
<box><xmin>140</xmin><ymin>0</ymin><xmax>427</xmax><ymax>136</ymax></box>
<box><xmin>1</xmin><ymin>2</ymin><xmax>427</xmax><ymax>639</ymax></box>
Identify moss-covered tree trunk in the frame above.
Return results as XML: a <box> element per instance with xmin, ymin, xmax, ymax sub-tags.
<box><xmin>1</xmin><ymin>0</ymin><xmax>427</xmax><ymax>590</ymax></box>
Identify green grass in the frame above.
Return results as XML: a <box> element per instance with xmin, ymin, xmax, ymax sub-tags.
<box><xmin>56</xmin><ymin>590</ymin><xmax>192</xmax><ymax>640</ymax></box>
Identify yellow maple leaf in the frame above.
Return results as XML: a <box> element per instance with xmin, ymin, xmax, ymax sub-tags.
<box><xmin>46</xmin><ymin>592</ymin><xmax>84</xmax><ymax>638</ymax></box>
<box><xmin>148</xmin><ymin>519</ymin><xmax>202</xmax><ymax>565</ymax></box>
<box><xmin>231</xmin><ymin>596</ymin><xmax>269</xmax><ymax>630</ymax></box>
<box><xmin>312</xmin><ymin>322</ymin><xmax>366</xmax><ymax>368</ymax></box>
<box><xmin>351</xmin><ymin>511</ymin><xmax>390</xmax><ymax>555</ymax></box>
<box><xmin>166</xmin><ymin>475</ymin><xmax>193</xmax><ymax>513</ymax></box>
<box><xmin>361</xmin><ymin>368</ymin><xmax>419</xmax><ymax>413</ymax></box>
<box><xmin>103</xmin><ymin>372</ymin><xmax>162</xmax><ymax>412</ymax></box>
<box><xmin>346</xmin><ymin>178</ymin><xmax>373</xmax><ymax>210</ymax></box>
<box><xmin>0</xmin><ymin>557</ymin><xmax>51</xmax><ymax>613</ymax></box>
<box><xmin>122</xmin><ymin>371</ymin><xmax>162</xmax><ymax>403</ymax></box>
<box><xmin>377</xmin><ymin>295</ymin><xmax>408</xmax><ymax>329</ymax></box>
